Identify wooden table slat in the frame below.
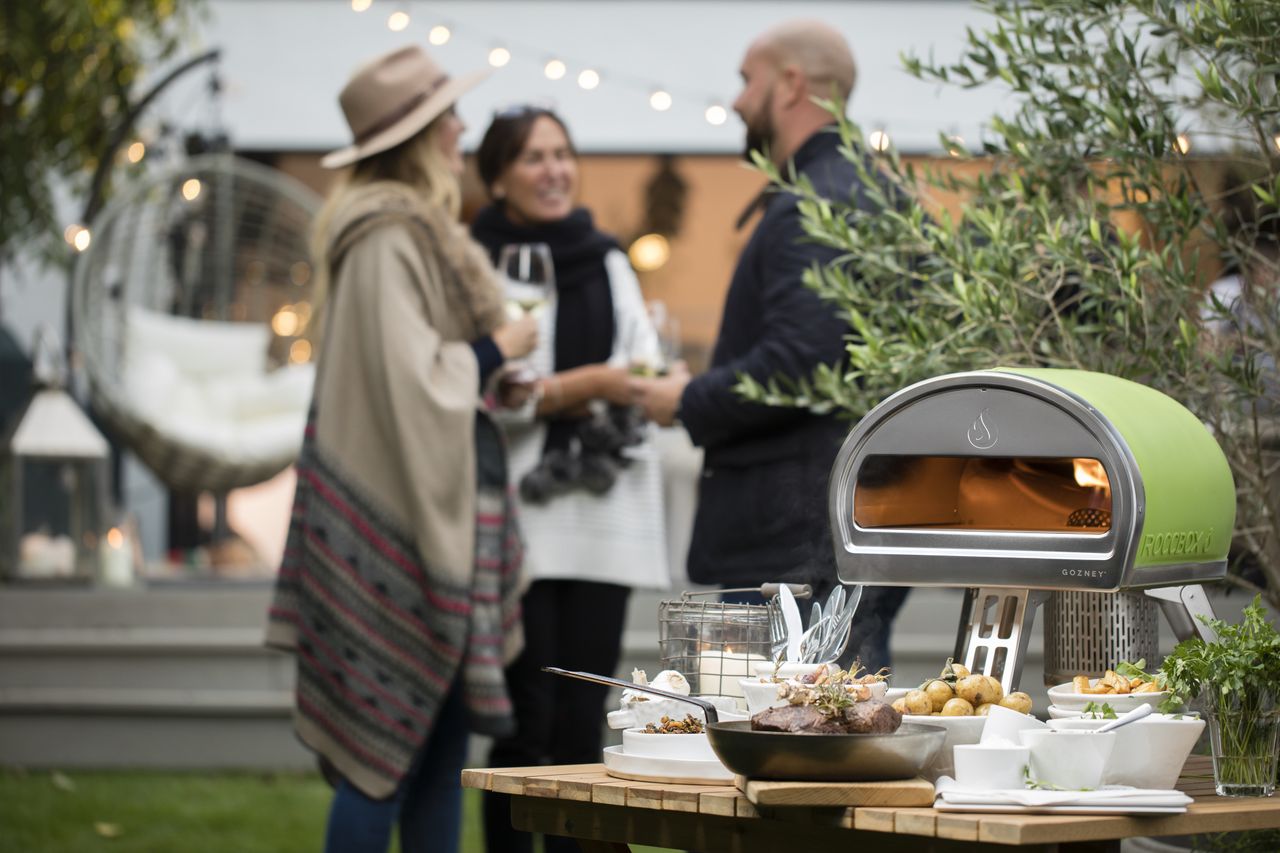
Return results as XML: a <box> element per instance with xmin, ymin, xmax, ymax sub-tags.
<box><xmin>697</xmin><ymin>790</ymin><xmax>743</xmax><ymax>817</ymax></box>
<box><xmin>736</xmin><ymin>775</ymin><xmax>935</xmax><ymax>808</ymax></box>
<box><xmin>465</xmin><ymin>753</ymin><xmax>1280</xmax><ymax>849</ymax></box>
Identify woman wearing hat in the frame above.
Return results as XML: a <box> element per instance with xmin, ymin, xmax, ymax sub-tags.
<box><xmin>265</xmin><ymin>45</ymin><xmax>536</xmax><ymax>853</ymax></box>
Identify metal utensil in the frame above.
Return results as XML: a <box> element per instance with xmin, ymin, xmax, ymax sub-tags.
<box><xmin>767</xmin><ymin>601</ymin><xmax>789</xmax><ymax>662</ymax></box>
<box><xmin>813</xmin><ymin>584</ymin><xmax>863</xmax><ymax>664</ymax></box>
<box><xmin>542</xmin><ymin>666</ymin><xmax>720</xmax><ymax>723</ymax></box>
<box><xmin>705</xmin><ymin>721</ymin><xmax>946</xmax><ymax>781</ymax></box>
<box><xmin>779</xmin><ymin>584</ymin><xmax>803</xmax><ymax>662</ymax></box>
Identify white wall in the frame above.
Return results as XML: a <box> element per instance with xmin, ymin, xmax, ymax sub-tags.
<box><xmin>195</xmin><ymin>0</ymin><xmax>1010</xmax><ymax>155</ymax></box>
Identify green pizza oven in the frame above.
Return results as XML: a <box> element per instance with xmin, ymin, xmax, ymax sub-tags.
<box><xmin>829</xmin><ymin>368</ymin><xmax>1235</xmax><ymax>592</ymax></box>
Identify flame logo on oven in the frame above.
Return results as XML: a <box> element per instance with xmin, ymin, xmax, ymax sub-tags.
<box><xmin>967</xmin><ymin>408</ymin><xmax>998</xmax><ymax>449</ymax></box>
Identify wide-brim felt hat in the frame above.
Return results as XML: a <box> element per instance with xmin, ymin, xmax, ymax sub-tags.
<box><xmin>321</xmin><ymin>44</ymin><xmax>490</xmax><ymax>169</ymax></box>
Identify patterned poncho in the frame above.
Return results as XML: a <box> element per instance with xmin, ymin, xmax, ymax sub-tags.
<box><xmin>266</xmin><ymin>183</ymin><xmax>524</xmax><ymax>798</ymax></box>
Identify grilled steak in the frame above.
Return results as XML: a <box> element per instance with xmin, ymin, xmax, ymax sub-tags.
<box><xmin>751</xmin><ymin>699</ymin><xmax>902</xmax><ymax>734</ymax></box>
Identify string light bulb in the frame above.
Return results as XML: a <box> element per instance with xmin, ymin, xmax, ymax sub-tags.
<box><xmin>1173</xmin><ymin>133</ymin><xmax>1192</xmax><ymax>155</ymax></box>
<box><xmin>289</xmin><ymin>340</ymin><xmax>313</xmax><ymax>364</ymax></box>
<box><xmin>181</xmin><ymin>178</ymin><xmax>202</xmax><ymax>201</ymax></box>
<box><xmin>350</xmin><ymin>0</ymin><xmax>372</xmax><ymax>11</ymax></box>
<box><xmin>704</xmin><ymin>104</ymin><xmax>728</xmax><ymax>126</ymax></box>
<box><xmin>488</xmin><ymin>46</ymin><xmax>511</xmax><ymax>68</ymax></box>
<box><xmin>1271</xmin><ymin>132</ymin><xmax>1280</xmax><ymax>153</ymax></box>
<box><xmin>577</xmin><ymin>69</ymin><xmax>600</xmax><ymax>90</ymax></box>
<box><xmin>649</xmin><ymin>89</ymin><xmax>672</xmax><ymax>111</ymax></box>
<box><xmin>544</xmin><ymin>59</ymin><xmax>567</xmax><ymax>81</ymax></box>
<box><xmin>126</xmin><ymin>141</ymin><xmax>146</xmax><ymax>163</ymax></box>
<box><xmin>387</xmin><ymin>9</ymin><xmax>410</xmax><ymax>31</ymax></box>
<box><xmin>868</xmin><ymin>129</ymin><xmax>891</xmax><ymax>152</ymax></box>
<box><xmin>428</xmin><ymin>25</ymin><xmax>451</xmax><ymax>45</ymax></box>
<box><xmin>65</xmin><ymin>224</ymin><xmax>91</xmax><ymax>252</ymax></box>
<box><xmin>272</xmin><ymin>306</ymin><xmax>300</xmax><ymax>337</ymax></box>
<box><xmin>628</xmin><ymin>234</ymin><xmax>670</xmax><ymax>272</ymax></box>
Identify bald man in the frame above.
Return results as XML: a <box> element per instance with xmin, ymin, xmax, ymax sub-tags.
<box><xmin>634</xmin><ymin>20</ymin><xmax>908</xmax><ymax>673</ymax></box>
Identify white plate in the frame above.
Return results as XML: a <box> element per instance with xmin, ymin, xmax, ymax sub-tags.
<box><xmin>602</xmin><ymin>745</ymin><xmax>733</xmax><ymax>784</ymax></box>
<box><xmin>1046</xmin><ymin>680</ymin><xmax>1169</xmax><ymax>712</ymax></box>
<box><xmin>934</xmin><ymin>801</ymin><xmax>1187</xmax><ymax>816</ymax></box>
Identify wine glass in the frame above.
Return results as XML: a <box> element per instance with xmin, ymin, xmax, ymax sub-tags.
<box><xmin>498</xmin><ymin>243</ymin><xmax>555</xmax><ymax>320</ymax></box>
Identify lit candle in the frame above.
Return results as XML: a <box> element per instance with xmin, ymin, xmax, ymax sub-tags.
<box><xmin>697</xmin><ymin>647</ymin><xmax>769</xmax><ymax>698</ymax></box>
<box><xmin>99</xmin><ymin>527</ymin><xmax>133</xmax><ymax>587</ymax></box>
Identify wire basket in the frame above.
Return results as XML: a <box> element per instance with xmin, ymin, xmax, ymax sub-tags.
<box><xmin>658</xmin><ymin>589</ymin><xmax>773</xmax><ymax>698</ymax></box>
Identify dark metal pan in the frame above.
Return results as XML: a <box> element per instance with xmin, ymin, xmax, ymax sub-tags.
<box><xmin>545</xmin><ymin>667</ymin><xmax>945</xmax><ymax>781</ymax></box>
<box><xmin>704</xmin><ymin>721</ymin><xmax>946</xmax><ymax>782</ymax></box>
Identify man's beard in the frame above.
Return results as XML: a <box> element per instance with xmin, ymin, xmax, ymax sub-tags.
<box><xmin>741</xmin><ymin>92</ymin><xmax>774</xmax><ymax>163</ymax></box>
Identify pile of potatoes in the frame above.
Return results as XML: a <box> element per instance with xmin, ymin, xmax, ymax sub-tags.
<box><xmin>892</xmin><ymin>661</ymin><xmax>1033</xmax><ymax>717</ymax></box>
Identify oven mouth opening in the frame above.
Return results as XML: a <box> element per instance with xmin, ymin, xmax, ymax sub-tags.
<box><xmin>852</xmin><ymin>455</ymin><xmax>1112</xmax><ymax>534</ymax></box>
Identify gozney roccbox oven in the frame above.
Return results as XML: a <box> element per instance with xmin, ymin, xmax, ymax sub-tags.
<box><xmin>828</xmin><ymin>368</ymin><xmax>1236</xmax><ymax>692</ymax></box>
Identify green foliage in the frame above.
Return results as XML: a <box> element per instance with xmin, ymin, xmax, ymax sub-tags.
<box><xmin>1159</xmin><ymin>595</ymin><xmax>1280</xmax><ymax>711</ymax></box>
<box><xmin>0</xmin><ymin>1</ymin><xmax>197</xmax><ymax>265</ymax></box>
<box><xmin>738</xmin><ymin>0</ymin><xmax>1280</xmax><ymax>604</ymax></box>
<box><xmin>1081</xmin><ymin>701</ymin><xmax>1119</xmax><ymax>719</ymax></box>
<box><xmin>1159</xmin><ymin>596</ymin><xmax>1280</xmax><ymax>789</ymax></box>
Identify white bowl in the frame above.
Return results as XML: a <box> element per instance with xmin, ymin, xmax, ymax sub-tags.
<box><xmin>738</xmin><ymin>677</ymin><xmax>887</xmax><ymax>715</ymax></box>
<box><xmin>607</xmin><ymin>695</ymin><xmax>746</xmax><ymax>729</ymax></box>
<box><xmin>751</xmin><ymin>661</ymin><xmax>826</xmax><ymax>680</ymax></box>
<box><xmin>902</xmin><ymin>714</ymin><xmax>987</xmax><ymax>781</ymax></box>
<box><xmin>885</xmin><ymin>687</ymin><xmax>911</xmax><ymax>704</ymax></box>
<box><xmin>1020</xmin><ymin>729</ymin><xmax>1116</xmax><ymax>790</ymax></box>
<box><xmin>954</xmin><ymin>742</ymin><xmax>1030</xmax><ymax>791</ymax></box>
<box><xmin>980</xmin><ymin>703</ymin><xmax>1048</xmax><ymax>746</ymax></box>
<box><xmin>1046</xmin><ymin>680</ymin><xmax>1170</xmax><ymax>712</ymax></box>
<box><xmin>739</xmin><ymin>679</ymin><xmax>787</xmax><ymax>715</ymax></box>
<box><xmin>1046</xmin><ymin>704</ymin><xmax>1084</xmax><ymax>720</ymax></box>
<box><xmin>1047</xmin><ymin>715</ymin><xmax>1206</xmax><ymax>789</ymax></box>
<box><xmin>622</xmin><ymin>727</ymin><xmax>719</xmax><ymax>762</ymax></box>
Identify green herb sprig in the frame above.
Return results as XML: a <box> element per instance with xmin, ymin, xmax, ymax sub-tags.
<box><xmin>1159</xmin><ymin>596</ymin><xmax>1280</xmax><ymax>790</ymax></box>
<box><xmin>1081</xmin><ymin>701</ymin><xmax>1118</xmax><ymax>720</ymax></box>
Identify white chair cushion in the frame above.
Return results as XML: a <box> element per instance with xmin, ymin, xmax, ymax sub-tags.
<box><xmin>126</xmin><ymin>307</ymin><xmax>269</xmax><ymax>380</ymax></box>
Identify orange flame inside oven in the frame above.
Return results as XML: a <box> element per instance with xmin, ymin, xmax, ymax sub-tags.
<box><xmin>1073</xmin><ymin>458</ymin><xmax>1109</xmax><ymax>491</ymax></box>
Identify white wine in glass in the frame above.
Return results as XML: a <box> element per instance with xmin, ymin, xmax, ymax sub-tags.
<box><xmin>499</xmin><ymin>243</ymin><xmax>554</xmax><ymax>320</ymax></box>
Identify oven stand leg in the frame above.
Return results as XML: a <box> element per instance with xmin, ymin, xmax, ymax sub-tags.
<box><xmin>953</xmin><ymin>587</ymin><xmax>1050</xmax><ymax>696</ymax></box>
<box><xmin>1144</xmin><ymin>584</ymin><xmax>1219</xmax><ymax>643</ymax></box>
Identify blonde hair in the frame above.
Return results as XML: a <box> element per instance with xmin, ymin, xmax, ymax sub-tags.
<box><xmin>311</xmin><ymin>116</ymin><xmax>461</xmax><ymax>314</ymax></box>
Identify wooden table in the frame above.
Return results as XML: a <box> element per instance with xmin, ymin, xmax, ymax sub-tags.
<box><xmin>463</xmin><ymin>756</ymin><xmax>1280</xmax><ymax>852</ymax></box>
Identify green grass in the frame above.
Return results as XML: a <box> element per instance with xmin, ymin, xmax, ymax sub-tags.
<box><xmin>0</xmin><ymin>767</ymin><xmax>674</xmax><ymax>853</ymax></box>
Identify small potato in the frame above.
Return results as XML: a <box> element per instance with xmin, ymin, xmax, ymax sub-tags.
<box><xmin>904</xmin><ymin>689</ymin><xmax>933</xmax><ymax>715</ymax></box>
<box><xmin>924</xmin><ymin>679</ymin><xmax>955</xmax><ymax>712</ymax></box>
<box><xmin>951</xmin><ymin>663</ymin><xmax>971</xmax><ymax>679</ymax></box>
<box><xmin>974</xmin><ymin>702</ymin><xmax>996</xmax><ymax>716</ymax></box>
<box><xmin>956</xmin><ymin>674</ymin><xmax>1000</xmax><ymax>707</ymax></box>
<box><xmin>999</xmin><ymin>691</ymin><xmax>1033</xmax><ymax>714</ymax></box>
<box><xmin>941</xmin><ymin>697</ymin><xmax>975</xmax><ymax>716</ymax></box>
<box><xmin>892</xmin><ymin>697</ymin><xmax>909</xmax><ymax>714</ymax></box>
<box><xmin>982</xmin><ymin>675</ymin><xmax>1005</xmax><ymax>705</ymax></box>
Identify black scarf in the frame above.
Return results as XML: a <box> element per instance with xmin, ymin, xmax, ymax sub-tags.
<box><xmin>471</xmin><ymin>205</ymin><xmax>619</xmax><ymax>453</ymax></box>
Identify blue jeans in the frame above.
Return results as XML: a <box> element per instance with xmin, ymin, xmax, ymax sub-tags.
<box><xmin>323</xmin><ymin>685</ymin><xmax>469</xmax><ymax>853</ymax></box>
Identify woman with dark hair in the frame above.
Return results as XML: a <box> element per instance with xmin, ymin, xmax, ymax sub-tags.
<box><xmin>472</xmin><ymin>107</ymin><xmax>669</xmax><ymax>853</ymax></box>
<box><xmin>265</xmin><ymin>45</ymin><xmax>536</xmax><ymax>853</ymax></box>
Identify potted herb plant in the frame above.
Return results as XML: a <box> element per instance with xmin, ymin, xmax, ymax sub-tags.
<box><xmin>1160</xmin><ymin>597</ymin><xmax>1280</xmax><ymax>797</ymax></box>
